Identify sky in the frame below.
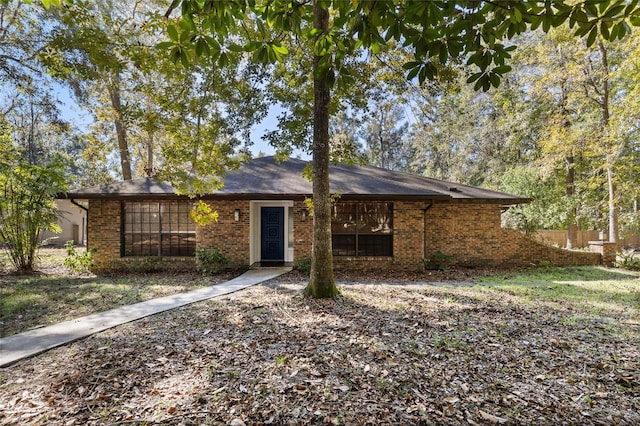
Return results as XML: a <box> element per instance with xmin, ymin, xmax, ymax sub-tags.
<box><xmin>56</xmin><ymin>84</ymin><xmax>311</xmax><ymax>162</ymax></box>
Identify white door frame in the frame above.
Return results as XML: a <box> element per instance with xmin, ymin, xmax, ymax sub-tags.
<box><xmin>250</xmin><ymin>200</ymin><xmax>294</xmax><ymax>264</ymax></box>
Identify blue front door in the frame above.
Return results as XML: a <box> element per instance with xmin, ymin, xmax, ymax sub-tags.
<box><xmin>261</xmin><ymin>207</ymin><xmax>284</xmax><ymax>261</ymax></box>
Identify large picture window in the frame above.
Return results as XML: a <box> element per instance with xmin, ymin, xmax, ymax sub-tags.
<box><xmin>122</xmin><ymin>201</ymin><xmax>196</xmax><ymax>257</ymax></box>
<box><xmin>331</xmin><ymin>202</ymin><xmax>393</xmax><ymax>257</ymax></box>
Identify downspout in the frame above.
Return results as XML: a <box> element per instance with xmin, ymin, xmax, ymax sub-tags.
<box><xmin>422</xmin><ymin>200</ymin><xmax>434</xmax><ymax>266</ymax></box>
<box><xmin>70</xmin><ymin>199</ymin><xmax>89</xmax><ymax>246</ymax></box>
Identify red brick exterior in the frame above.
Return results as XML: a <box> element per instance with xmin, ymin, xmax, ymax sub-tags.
<box><xmin>87</xmin><ymin>198</ymin><xmax>601</xmax><ymax>272</ymax></box>
<box><xmin>587</xmin><ymin>241</ymin><xmax>617</xmax><ymax>266</ymax></box>
<box><xmin>425</xmin><ymin>202</ymin><xmax>599</xmax><ymax>267</ymax></box>
<box><xmin>197</xmin><ymin>200</ymin><xmax>251</xmax><ymax>268</ymax></box>
<box><xmin>292</xmin><ymin>200</ymin><xmax>313</xmax><ymax>260</ymax></box>
<box><xmin>88</xmin><ymin>199</ymin><xmax>121</xmax><ymax>270</ymax></box>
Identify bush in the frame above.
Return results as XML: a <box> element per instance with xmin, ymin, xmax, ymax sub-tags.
<box><xmin>63</xmin><ymin>241</ymin><xmax>95</xmax><ymax>273</ymax></box>
<box><xmin>616</xmin><ymin>250</ymin><xmax>640</xmax><ymax>271</ymax></box>
<box><xmin>295</xmin><ymin>256</ymin><xmax>312</xmax><ymax>275</ymax></box>
<box><xmin>0</xmin><ymin>149</ymin><xmax>66</xmax><ymax>272</ymax></box>
<box><xmin>423</xmin><ymin>251</ymin><xmax>453</xmax><ymax>271</ymax></box>
<box><xmin>196</xmin><ymin>245</ymin><xmax>228</xmax><ymax>274</ymax></box>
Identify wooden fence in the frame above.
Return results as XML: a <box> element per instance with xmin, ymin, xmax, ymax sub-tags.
<box><xmin>534</xmin><ymin>230</ymin><xmax>640</xmax><ymax>249</ymax></box>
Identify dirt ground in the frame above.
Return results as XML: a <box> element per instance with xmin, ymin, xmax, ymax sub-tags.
<box><xmin>1</xmin><ymin>269</ymin><xmax>638</xmax><ymax>425</ymax></box>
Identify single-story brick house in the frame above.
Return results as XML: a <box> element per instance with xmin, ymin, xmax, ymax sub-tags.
<box><xmin>60</xmin><ymin>156</ymin><xmax>601</xmax><ymax>271</ymax></box>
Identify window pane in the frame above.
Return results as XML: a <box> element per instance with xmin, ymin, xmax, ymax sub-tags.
<box><xmin>161</xmin><ymin>233</ymin><xmax>195</xmax><ymax>257</ymax></box>
<box><xmin>288</xmin><ymin>207</ymin><xmax>294</xmax><ymax>248</ymax></box>
<box><xmin>331</xmin><ymin>203</ymin><xmax>357</xmax><ymax>234</ymax></box>
<box><xmin>131</xmin><ymin>233</ymin><xmax>158</xmax><ymax>256</ymax></box>
<box><xmin>331</xmin><ymin>202</ymin><xmax>393</xmax><ymax>257</ymax></box>
<box><xmin>332</xmin><ymin>235</ymin><xmax>356</xmax><ymax>256</ymax></box>
<box><xmin>357</xmin><ymin>235</ymin><xmax>393</xmax><ymax>256</ymax></box>
<box><xmin>358</xmin><ymin>203</ymin><xmax>393</xmax><ymax>234</ymax></box>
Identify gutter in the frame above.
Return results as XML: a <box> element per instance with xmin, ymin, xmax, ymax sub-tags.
<box><xmin>70</xmin><ymin>199</ymin><xmax>89</xmax><ymax>247</ymax></box>
<box><xmin>70</xmin><ymin>199</ymin><xmax>88</xmax><ymax>213</ymax></box>
<box><xmin>422</xmin><ymin>200</ymin><xmax>434</xmax><ymax>265</ymax></box>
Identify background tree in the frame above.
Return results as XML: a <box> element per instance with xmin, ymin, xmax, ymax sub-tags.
<box><xmin>521</xmin><ymin>27</ymin><xmax>640</xmax><ymax>245</ymax></box>
<box><xmin>44</xmin><ymin>0</ymin><xmax>155</xmax><ymax>181</ymax></box>
<box><xmin>359</xmin><ymin>89</ymin><xmax>412</xmax><ymax>171</ymax></box>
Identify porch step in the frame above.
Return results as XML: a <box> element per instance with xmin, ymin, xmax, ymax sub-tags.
<box><xmin>250</xmin><ymin>261</ymin><xmax>294</xmax><ymax>269</ymax></box>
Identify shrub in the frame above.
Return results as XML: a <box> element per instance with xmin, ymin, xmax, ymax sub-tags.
<box><xmin>538</xmin><ymin>259</ymin><xmax>553</xmax><ymax>268</ymax></box>
<box><xmin>295</xmin><ymin>256</ymin><xmax>312</xmax><ymax>275</ymax></box>
<box><xmin>616</xmin><ymin>250</ymin><xmax>640</xmax><ymax>271</ymax></box>
<box><xmin>63</xmin><ymin>241</ymin><xmax>95</xmax><ymax>273</ymax></box>
<box><xmin>196</xmin><ymin>245</ymin><xmax>228</xmax><ymax>274</ymax></box>
<box><xmin>0</xmin><ymin>142</ymin><xmax>66</xmax><ymax>273</ymax></box>
<box><xmin>423</xmin><ymin>251</ymin><xmax>453</xmax><ymax>271</ymax></box>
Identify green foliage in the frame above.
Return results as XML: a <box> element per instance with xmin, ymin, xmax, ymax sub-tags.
<box><xmin>615</xmin><ymin>250</ymin><xmax>640</xmax><ymax>271</ymax></box>
<box><xmin>168</xmin><ymin>1</ymin><xmax>640</xmax><ymax>91</ymax></box>
<box><xmin>0</xmin><ymin>123</ymin><xmax>67</xmax><ymax>273</ymax></box>
<box><xmin>500</xmin><ymin>166</ymin><xmax>565</xmax><ymax>235</ymax></box>
<box><xmin>538</xmin><ymin>259</ymin><xmax>553</xmax><ymax>268</ymax></box>
<box><xmin>295</xmin><ymin>256</ymin><xmax>312</xmax><ymax>276</ymax></box>
<box><xmin>190</xmin><ymin>200</ymin><xmax>219</xmax><ymax>226</ymax></box>
<box><xmin>63</xmin><ymin>241</ymin><xmax>95</xmax><ymax>273</ymax></box>
<box><xmin>303</xmin><ymin>197</ymin><xmax>314</xmax><ymax>217</ymax></box>
<box><xmin>196</xmin><ymin>245</ymin><xmax>228</xmax><ymax>275</ymax></box>
<box><xmin>423</xmin><ymin>251</ymin><xmax>454</xmax><ymax>271</ymax></box>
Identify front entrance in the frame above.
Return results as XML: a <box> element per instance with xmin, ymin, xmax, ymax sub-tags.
<box><xmin>261</xmin><ymin>207</ymin><xmax>284</xmax><ymax>262</ymax></box>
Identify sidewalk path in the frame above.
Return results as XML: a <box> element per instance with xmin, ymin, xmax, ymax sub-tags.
<box><xmin>0</xmin><ymin>267</ymin><xmax>291</xmax><ymax>367</ymax></box>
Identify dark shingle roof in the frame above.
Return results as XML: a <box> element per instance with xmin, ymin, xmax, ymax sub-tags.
<box><xmin>62</xmin><ymin>156</ymin><xmax>528</xmax><ymax>204</ymax></box>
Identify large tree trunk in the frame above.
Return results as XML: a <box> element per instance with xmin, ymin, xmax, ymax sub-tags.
<box><xmin>304</xmin><ymin>0</ymin><xmax>338</xmax><ymax>298</ymax></box>
<box><xmin>107</xmin><ymin>76</ymin><xmax>132</xmax><ymax>181</ymax></box>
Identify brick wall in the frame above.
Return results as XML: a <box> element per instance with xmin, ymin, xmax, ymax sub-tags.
<box><xmin>88</xmin><ymin>199</ymin><xmax>122</xmax><ymax>269</ymax></box>
<box><xmin>87</xmin><ymin>198</ymin><xmax>602</xmax><ymax>273</ymax></box>
<box><xmin>427</xmin><ymin>202</ymin><xmax>600</xmax><ymax>268</ymax></box>
<box><xmin>88</xmin><ymin>199</ymin><xmax>197</xmax><ymax>272</ymax></box>
<box><xmin>331</xmin><ymin>201</ymin><xmax>601</xmax><ymax>271</ymax></box>
<box><xmin>197</xmin><ymin>200</ymin><xmax>251</xmax><ymax>268</ymax></box>
<box><xmin>427</xmin><ymin>202</ymin><xmax>503</xmax><ymax>265</ymax></box>
<box><xmin>293</xmin><ymin>200</ymin><xmax>313</xmax><ymax>260</ymax></box>
<box><xmin>497</xmin><ymin>229</ymin><xmax>600</xmax><ymax>267</ymax></box>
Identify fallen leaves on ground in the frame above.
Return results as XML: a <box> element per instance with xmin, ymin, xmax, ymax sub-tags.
<box><xmin>0</xmin><ymin>272</ymin><xmax>638</xmax><ymax>425</ymax></box>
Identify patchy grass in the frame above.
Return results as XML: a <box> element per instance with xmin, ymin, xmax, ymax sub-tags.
<box><xmin>0</xmin><ymin>248</ymin><xmax>239</xmax><ymax>337</ymax></box>
<box><xmin>0</xmin><ymin>266</ymin><xmax>639</xmax><ymax>425</ymax></box>
<box><xmin>475</xmin><ymin>266</ymin><xmax>640</xmax><ymax>321</ymax></box>
<box><xmin>0</xmin><ymin>246</ymin><xmax>68</xmax><ymax>272</ymax></box>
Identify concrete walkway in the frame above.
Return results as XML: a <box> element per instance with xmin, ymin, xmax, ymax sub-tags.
<box><xmin>0</xmin><ymin>267</ymin><xmax>291</xmax><ymax>367</ymax></box>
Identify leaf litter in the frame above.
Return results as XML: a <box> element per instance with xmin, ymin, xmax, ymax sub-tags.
<box><xmin>0</xmin><ymin>270</ymin><xmax>638</xmax><ymax>425</ymax></box>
